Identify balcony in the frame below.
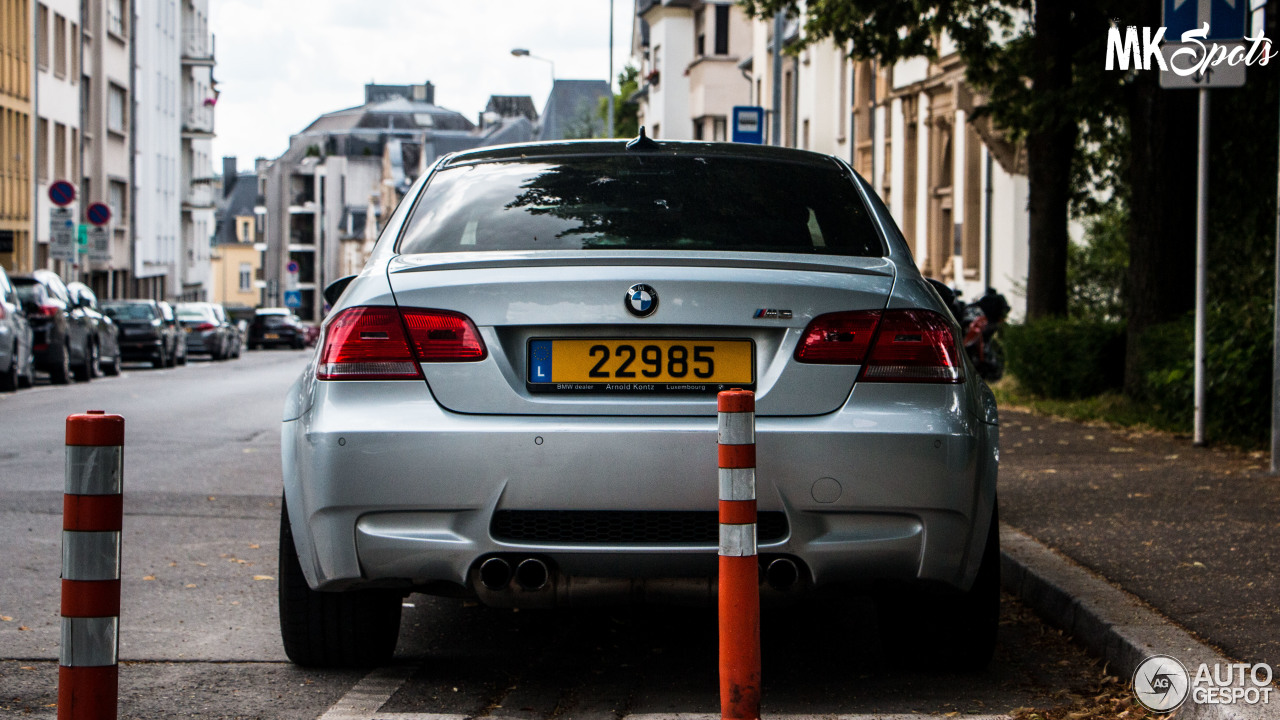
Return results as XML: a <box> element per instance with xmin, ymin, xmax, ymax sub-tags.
<box><xmin>181</xmin><ymin>32</ymin><xmax>215</xmax><ymax>67</ymax></box>
<box><xmin>183</xmin><ymin>183</ymin><xmax>215</xmax><ymax>210</ymax></box>
<box><xmin>182</xmin><ymin>107</ymin><xmax>215</xmax><ymax>139</ymax></box>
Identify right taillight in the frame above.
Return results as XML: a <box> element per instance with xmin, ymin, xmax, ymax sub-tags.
<box><xmin>860</xmin><ymin>309</ymin><xmax>964</xmax><ymax>383</ymax></box>
<box><xmin>796</xmin><ymin>308</ymin><xmax>963</xmax><ymax>383</ymax></box>
<box><xmin>317</xmin><ymin>306</ymin><xmax>485</xmax><ymax>380</ymax></box>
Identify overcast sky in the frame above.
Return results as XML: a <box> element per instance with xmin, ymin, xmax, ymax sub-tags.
<box><xmin>209</xmin><ymin>0</ymin><xmax>636</xmax><ymax>167</ymax></box>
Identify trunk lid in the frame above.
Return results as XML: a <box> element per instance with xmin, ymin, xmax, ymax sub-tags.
<box><xmin>387</xmin><ymin>251</ymin><xmax>896</xmax><ymax>416</ymax></box>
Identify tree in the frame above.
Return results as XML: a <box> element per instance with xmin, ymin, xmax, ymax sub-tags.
<box><xmin>599</xmin><ymin>65</ymin><xmax>641</xmax><ymax>139</ymax></box>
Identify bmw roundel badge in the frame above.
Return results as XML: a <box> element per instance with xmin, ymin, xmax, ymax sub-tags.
<box><xmin>626</xmin><ymin>284</ymin><xmax>659</xmax><ymax>318</ymax></box>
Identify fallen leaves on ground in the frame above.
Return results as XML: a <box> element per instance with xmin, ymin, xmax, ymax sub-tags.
<box><xmin>1010</xmin><ymin>675</ymin><xmax>1163</xmax><ymax>720</ymax></box>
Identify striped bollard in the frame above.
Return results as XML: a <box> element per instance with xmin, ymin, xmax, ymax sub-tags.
<box><xmin>60</xmin><ymin>411</ymin><xmax>124</xmax><ymax>720</ymax></box>
<box><xmin>717</xmin><ymin>389</ymin><xmax>760</xmax><ymax>720</ymax></box>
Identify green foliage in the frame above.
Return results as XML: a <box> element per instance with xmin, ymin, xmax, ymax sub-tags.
<box><xmin>1003</xmin><ymin>318</ymin><xmax>1125</xmax><ymax>399</ymax></box>
<box><xmin>1067</xmin><ymin>205</ymin><xmax>1128</xmax><ymax>322</ymax></box>
<box><xmin>598</xmin><ymin>65</ymin><xmax>640</xmax><ymax>139</ymax></box>
<box><xmin>1132</xmin><ymin>300</ymin><xmax>1275</xmax><ymax>448</ymax></box>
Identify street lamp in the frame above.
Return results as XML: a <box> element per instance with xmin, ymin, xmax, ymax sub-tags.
<box><xmin>511</xmin><ymin>48</ymin><xmax>555</xmax><ymax>89</ymax></box>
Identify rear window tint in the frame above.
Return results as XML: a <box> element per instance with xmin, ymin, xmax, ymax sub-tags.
<box><xmin>103</xmin><ymin>303</ymin><xmax>157</xmax><ymax>320</ymax></box>
<box><xmin>397</xmin><ymin>155</ymin><xmax>884</xmax><ymax>257</ymax></box>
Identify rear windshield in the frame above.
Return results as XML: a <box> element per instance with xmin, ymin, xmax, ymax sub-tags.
<box><xmin>256</xmin><ymin>315</ymin><xmax>290</xmax><ymax>327</ymax></box>
<box><xmin>103</xmin><ymin>303</ymin><xmax>157</xmax><ymax>320</ymax></box>
<box><xmin>177</xmin><ymin>307</ymin><xmax>214</xmax><ymax>321</ymax></box>
<box><xmin>396</xmin><ymin>155</ymin><xmax>884</xmax><ymax>257</ymax></box>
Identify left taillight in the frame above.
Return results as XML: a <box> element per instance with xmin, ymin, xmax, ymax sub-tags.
<box><xmin>317</xmin><ymin>306</ymin><xmax>485</xmax><ymax>380</ymax></box>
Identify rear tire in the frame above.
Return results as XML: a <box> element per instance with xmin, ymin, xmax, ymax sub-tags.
<box><xmin>73</xmin><ymin>342</ymin><xmax>96</xmax><ymax>382</ymax></box>
<box><xmin>877</xmin><ymin>506</ymin><xmax>1000</xmax><ymax>669</ymax></box>
<box><xmin>101</xmin><ymin>352</ymin><xmax>120</xmax><ymax>376</ymax></box>
<box><xmin>152</xmin><ymin>345</ymin><xmax>169</xmax><ymax>369</ymax></box>
<box><xmin>0</xmin><ymin>352</ymin><xmax>17</xmax><ymax>392</ymax></box>
<box><xmin>278</xmin><ymin>498</ymin><xmax>401</xmax><ymax>667</ymax></box>
<box><xmin>49</xmin><ymin>343</ymin><xmax>72</xmax><ymax>385</ymax></box>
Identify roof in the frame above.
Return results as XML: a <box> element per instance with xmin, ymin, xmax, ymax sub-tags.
<box><xmin>537</xmin><ymin>80</ymin><xmax>611</xmax><ymax>141</ymax></box>
<box><xmin>485</xmin><ymin>95</ymin><xmax>538</xmax><ymax>122</ymax></box>
<box><xmin>440</xmin><ymin>138</ymin><xmax>846</xmax><ymax>169</ymax></box>
<box><xmin>215</xmin><ymin>171</ymin><xmax>260</xmax><ymax>245</ymax></box>
<box><xmin>297</xmin><ymin>96</ymin><xmax>475</xmax><ymax>138</ymax></box>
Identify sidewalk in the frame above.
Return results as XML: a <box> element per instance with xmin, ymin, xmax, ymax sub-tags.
<box><xmin>997</xmin><ymin>406</ymin><xmax>1279</xmax><ymax>668</ymax></box>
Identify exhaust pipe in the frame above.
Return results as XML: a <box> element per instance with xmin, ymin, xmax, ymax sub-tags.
<box><xmin>479</xmin><ymin>557</ymin><xmax>512</xmax><ymax>590</ymax></box>
<box><xmin>515</xmin><ymin>558</ymin><xmax>550</xmax><ymax>591</ymax></box>
<box><xmin>765</xmin><ymin>558</ymin><xmax>800</xmax><ymax>591</ymax></box>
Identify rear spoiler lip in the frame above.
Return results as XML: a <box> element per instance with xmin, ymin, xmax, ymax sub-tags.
<box><xmin>388</xmin><ymin>251</ymin><xmax>896</xmax><ymax>279</ymax></box>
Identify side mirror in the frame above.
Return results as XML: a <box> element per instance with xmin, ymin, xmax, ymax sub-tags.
<box><xmin>323</xmin><ymin>275</ymin><xmax>356</xmax><ymax>306</ymax></box>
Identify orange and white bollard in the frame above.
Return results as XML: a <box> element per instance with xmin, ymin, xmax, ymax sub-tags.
<box><xmin>717</xmin><ymin>389</ymin><xmax>760</xmax><ymax>720</ymax></box>
<box><xmin>59</xmin><ymin>411</ymin><xmax>124</xmax><ymax>720</ymax></box>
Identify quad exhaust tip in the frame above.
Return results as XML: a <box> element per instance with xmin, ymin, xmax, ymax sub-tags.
<box><xmin>479</xmin><ymin>557</ymin><xmax>512</xmax><ymax>591</ymax></box>
<box><xmin>765</xmin><ymin>557</ymin><xmax>800</xmax><ymax>591</ymax></box>
<box><xmin>515</xmin><ymin>558</ymin><xmax>550</xmax><ymax>591</ymax></box>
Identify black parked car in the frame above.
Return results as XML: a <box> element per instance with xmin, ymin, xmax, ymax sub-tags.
<box><xmin>11</xmin><ymin>270</ymin><xmax>96</xmax><ymax>384</ymax></box>
<box><xmin>102</xmin><ymin>299</ymin><xmax>185</xmax><ymax>368</ymax></box>
<box><xmin>248</xmin><ymin>308</ymin><xmax>307</xmax><ymax>349</ymax></box>
<box><xmin>67</xmin><ymin>282</ymin><xmax>121</xmax><ymax>377</ymax></box>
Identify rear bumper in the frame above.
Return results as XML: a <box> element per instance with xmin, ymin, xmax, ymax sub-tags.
<box><xmin>283</xmin><ymin>379</ymin><xmax>998</xmax><ymax>600</ymax></box>
<box><xmin>119</xmin><ymin>338</ymin><xmax>164</xmax><ymax>359</ymax></box>
<box><xmin>185</xmin><ymin>332</ymin><xmax>218</xmax><ymax>353</ymax></box>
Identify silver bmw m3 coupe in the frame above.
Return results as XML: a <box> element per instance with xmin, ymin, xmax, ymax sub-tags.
<box><xmin>279</xmin><ymin>136</ymin><xmax>1000</xmax><ymax>668</ymax></box>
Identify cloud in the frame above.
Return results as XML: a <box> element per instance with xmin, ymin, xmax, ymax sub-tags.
<box><xmin>211</xmin><ymin>0</ymin><xmax>636</xmax><ymax>164</ymax></box>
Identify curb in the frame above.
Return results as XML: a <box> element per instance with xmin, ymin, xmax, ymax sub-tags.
<box><xmin>1000</xmin><ymin>524</ymin><xmax>1274</xmax><ymax>720</ymax></box>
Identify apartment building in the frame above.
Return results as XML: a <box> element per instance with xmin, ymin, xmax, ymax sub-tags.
<box><xmin>33</xmin><ymin>0</ymin><xmax>81</xmax><ymax>278</ymax></box>
<box><xmin>260</xmin><ymin>82</ymin><xmax>537</xmax><ymax>321</ymax></box>
<box><xmin>81</xmin><ymin>0</ymin><xmax>136</xmax><ymax>298</ymax></box>
<box><xmin>211</xmin><ymin>162</ymin><xmax>259</xmax><ymax>310</ymax></box>
<box><xmin>0</xmin><ymin>0</ymin><xmax>33</xmax><ymax>273</ymax></box>
<box><xmin>178</xmin><ymin>0</ymin><xmax>215</xmax><ymax>301</ymax></box>
<box><xmin>132</xmin><ymin>0</ymin><xmax>181</xmax><ymax>300</ymax></box>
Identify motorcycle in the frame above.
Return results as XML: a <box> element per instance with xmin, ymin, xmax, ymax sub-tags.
<box><xmin>927</xmin><ymin>280</ymin><xmax>1010</xmax><ymax>382</ymax></box>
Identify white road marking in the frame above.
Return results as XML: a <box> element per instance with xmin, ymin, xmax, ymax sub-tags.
<box><xmin>318</xmin><ymin>665</ymin><xmax>417</xmax><ymax>719</ymax></box>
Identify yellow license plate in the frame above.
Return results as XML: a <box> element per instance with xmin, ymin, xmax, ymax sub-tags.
<box><xmin>529</xmin><ymin>339</ymin><xmax>753</xmax><ymax>390</ymax></box>
<box><xmin>265</xmin><ymin>333</ymin><xmax>279</xmax><ymax>339</ymax></box>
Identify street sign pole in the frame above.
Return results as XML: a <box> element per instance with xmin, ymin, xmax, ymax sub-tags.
<box><xmin>1194</xmin><ymin>87</ymin><xmax>1209</xmax><ymax>446</ymax></box>
<box><xmin>1272</xmin><ymin>85</ymin><xmax>1280</xmax><ymax>474</ymax></box>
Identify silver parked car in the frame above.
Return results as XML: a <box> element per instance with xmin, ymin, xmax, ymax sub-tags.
<box><xmin>0</xmin><ymin>266</ymin><xmax>35</xmax><ymax>391</ymax></box>
<box><xmin>279</xmin><ymin>138</ymin><xmax>1000</xmax><ymax>668</ymax></box>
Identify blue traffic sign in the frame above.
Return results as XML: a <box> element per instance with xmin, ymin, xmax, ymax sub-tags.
<box><xmin>48</xmin><ymin>181</ymin><xmax>76</xmax><ymax>207</ymax></box>
<box><xmin>284</xmin><ymin>290</ymin><xmax>302</xmax><ymax>309</ymax></box>
<box><xmin>1164</xmin><ymin>0</ymin><xmax>1248</xmax><ymax>41</ymax></box>
<box><xmin>732</xmin><ymin>106</ymin><xmax>765</xmax><ymax>144</ymax></box>
<box><xmin>86</xmin><ymin>202</ymin><xmax>112</xmax><ymax>226</ymax></box>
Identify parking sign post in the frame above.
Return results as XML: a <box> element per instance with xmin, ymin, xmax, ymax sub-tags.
<box><xmin>717</xmin><ymin>389</ymin><xmax>760</xmax><ymax>720</ymax></box>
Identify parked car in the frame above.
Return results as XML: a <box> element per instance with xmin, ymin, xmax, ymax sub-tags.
<box><xmin>102</xmin><ymin>299</ymin><xmax>183</xmax><ymax>368</ymax></box>
<box><xmin>10</xmin><ymin>270</ymin><xmax>96</xmax><ymax>383</ymax></box>
<box><xmin>0</xmin><ymin>265</ymin><xmax>35</xmax><ymax>391</ymax></box>
<box><xmin>212</xmin><ymin>303</ymin><xmax>242</xmax><ymax>358</ymax></box>
<box><xmin>158</xmin><ymin>302</ymin><xmax>188</xmax><ymax>365</ymax></box>
<box><xmin>175</xmin><ymin>302</ymin><xmax>231</xmax><ymax>360</ymax></box>
<box><xmin>66</xmin><ymin>283</ymin><xmax>121</xmax><ymax>377</ymax></box>
<box><xmin>248</xmin><ymin>308</ymin><xmax>307</xmax><ymax>349</ymax></box>
<box><xmin>278</xmin><ymin>139</ymin><xmax>1000</xmax><ymax>669</ymax></box>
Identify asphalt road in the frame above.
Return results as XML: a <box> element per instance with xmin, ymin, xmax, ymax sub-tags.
<box><xmin>0</xmin><ymin>352</ymin><xmax>1119</xmax><ymax>719</ymax></box>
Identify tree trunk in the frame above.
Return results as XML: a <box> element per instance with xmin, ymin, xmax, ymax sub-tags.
<box><xmin>1024</xmin><ymin>0</ymin><xmax>1078</xmax><ymax>320</ymax></box>
<box><xmin>1123</xmin><ymin>58</ymin><xmax>1198</xmax><ymax>394</ymax></box>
